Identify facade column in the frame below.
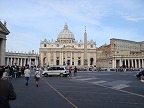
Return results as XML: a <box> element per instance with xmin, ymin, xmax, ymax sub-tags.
<box><xmin>36</xmin><ymin>55</ymin><xmax>38</xmax><ymax>66</ymax></box>
<box><xmin>139</xmin><ymin>59</ymin><xmax>141</xmax><ymax>68</ymax></box>
<box><xmin>132</xmin><ymin>59</ymin><xmax>134</xmax><ymax>68</ymax></box>
<box><xmin>120</xmin><ymin>59</ymin><xmax>122</xmax><ymax>67</ymax></box>
<box><xmin>54</xmin><ymin>52</ymin><xmax>56</xmax><ymax>65</ymax></box>
<box><xmin>10</xmin><ymin>58</ymin><xmax>12</xmax><ymax>66</ymax></box>
<box><xmin>17</xmin><ymin>58</ymin><xmax>20</xmax><ymax>66</ymax></box>
<box><xmin>142</xmin><ymin>59</ymin><xmax>144</xmax><ymax>68</ymax></box>
<box><xmin>135</xmin><ymin>59</ymin><xmax>137</xmax><ymax>68</ymax></box>
<box><xmin>71</xmin><ymin>52</ymin><xmax>72</xmax><ymax>66</ymax></box>
<box><xmin>61</xmin><ymin>52</ymin><xmax>63</xmax><ymax>65</ymax></box>
<box><xmin>24</xmin><ymin>58</ymin><xmax>26</xmax><ymax>65</ymax></box>
<box><xmin>65</xmin><ymin>52</ymin><xmax>67</xmax><ymax>66</ymax></box>
<box><xmin>49</xmin><ymin>53</ymin><xmax>51</xmax><ymax>66</ymax></box>
<box><xmin>0</xmin><ymin>39</ymin><xmax>6</xmax><ymax>66</ymax></box>
<box><xmin>20</xmin><ymin>58</ymin><xmax>22</xmax><ymax>66</ymax></box>
<box><xmin>7</xmin><ymin>57</ymin><xmax>9</xmax><ymax>66</ymax></box>
<box><xmin>13</xmin><ymin>58</ymin><xmax>16</xmax><ymax>64</ymax></box>
<box><xmin>112</xmin><ymin>58</ymin><xmax>116</xmax><ymax>68</ymax></box>
<box><xmin>128</xmin><ymin>59</ymin><xmax>130</xmax><ymax>68</ymax></box>
<box><xmin>29</xmin><ymin>57</ymin><xmax>31</xmax><ymax>66</ymax></box>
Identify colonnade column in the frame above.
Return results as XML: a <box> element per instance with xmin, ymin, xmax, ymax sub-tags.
<box><xmin>20</xmin><ymin>58</ymin><xmax>22</xmax><ymax>66</ymax></box>
<box><xmin>0</xmin><ymin>39</ymin><xmax>6</xmax><ymax>66</ymax></box>
<box><xmin>24</xmin><ymin>58</ymin><xmax>26</xmax><ymax>66</ymax></box>
<box><xmin>135</xmin><ymin>59</ymin><xmax>137</xmax><ymax>68</ymax></box>
<box><xmin>35</xmin><ymin>57</ymin><xmax>38</xmax><ymax>66</ymax></box>
<box><xmin>131</xmin><ymin>59</ymin><xmax>133</xmax><ymax>68</ymax></box>
<box><xmin>54</xmin><ymin>52</ymin><xmax>56</xmax><ymax>65</ymax></box>
<box><xmin>71</xmin><ymin>52</ymin><xmax>72</xmax><ymax>66</ymax></box>
<box><xmin>112</xmin><ymin>58</ymin><xmax>116</xmax><ymax>68</ymax></box>
<box><xmin>7</xmin><ymin>57</ymin><xmax>9</xmax><ymax>65</ymax></box>
<box><xmin>139</xmin><ymin>59</ymin><xmax>141</xmax><ymax>68</ymax></box>
<box><xmin>142</xmin><ymin>59</ymin><xmax>144</xmax><ymax>68</ymax></box>
<box><xmin>61</xmin><ymin>52</ymin><xmax>63</xmax><ymax>65</ymax></box>
<box><xmin>128</xmin><ymin>59</ymin><xmax>130</xmax><ymax>68</ymax></box>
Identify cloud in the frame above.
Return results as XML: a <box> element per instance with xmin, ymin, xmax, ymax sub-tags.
<box><xmin>122</xmin><ymin>16</ymin><xmax>144</xmax><ymax>22</ymax></box>
<box><xmin>36</xmin><ymin>0</ymin><xmax>109</xmax><ymax>25</ymax></box>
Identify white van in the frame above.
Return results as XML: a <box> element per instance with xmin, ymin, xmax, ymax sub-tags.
<box><xmin>42</xmin><ymin>66</ymin><xmax>69</xmax><ymax>77</ymax></box>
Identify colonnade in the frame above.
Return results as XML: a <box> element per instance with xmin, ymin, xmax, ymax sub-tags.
<box><xmin>5</xmin><ymin>56</ymin><xmax>38</xmax><ymax>67</ymax></box>
<box><xmin>113</xmin><ymin>58</ymin><xmax>144</xmax><ymax>68</ymax></box>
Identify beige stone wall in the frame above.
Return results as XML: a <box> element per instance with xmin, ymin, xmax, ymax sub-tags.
<box><xmin>97</xmin><ymin>38</ymin><xmax>144</xmax><ymax>68</ymax></box>
<box><xmin>5</xmin><ymin>51</ymin><xmax>39</xmax><ymax>66</ymax></box>
<box><xmin>39</xmin><ymin>40</ymin><xmax>97</xmax><ymax>68</ymax></box>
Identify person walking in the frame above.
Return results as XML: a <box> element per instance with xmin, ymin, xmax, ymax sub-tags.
<box><xmin>34</xmin><ymin>68</ymin><xmax>40</xmax><ymax>87</ymax></box>
<box><xmin>68</xmin><ymin>67</ymin><xmax>72</xmax><ymax>76</ymax></box>
<box><xmin>24</xmin><ymin>65</ymin><xmax>31</xmax><ymax>85</ymax></box>
<box><xmin>74</xmin><ymin>66</ymin><xmax>77</xmax><ymax>76</ymax></box>
<box><xmin>0</xmin><ymin>67</ymin><xmax>16</xmax><ymax>108</ymax></box>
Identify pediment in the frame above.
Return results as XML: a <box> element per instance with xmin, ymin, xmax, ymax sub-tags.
<box><xmin>0</xmin><ymin>21</ymin><xmax>10</xmax><ymax>35</ymax></box>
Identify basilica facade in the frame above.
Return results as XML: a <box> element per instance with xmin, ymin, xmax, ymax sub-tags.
<box><xmin>39</xmin><ymin>23</ymin><xmax>97</xmax><ymax>68</ymax></box>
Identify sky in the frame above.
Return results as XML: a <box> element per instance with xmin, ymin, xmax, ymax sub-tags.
<box><xmin>0</xmin><ymin>0</ymin><xmax>144</xmax><ymax>53</ymax></box>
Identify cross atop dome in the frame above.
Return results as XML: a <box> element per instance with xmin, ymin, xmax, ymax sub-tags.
<box><xmin>64</xmin><ymin>22</ymin><xmax>68</xmax><ymax>30</ymax></box>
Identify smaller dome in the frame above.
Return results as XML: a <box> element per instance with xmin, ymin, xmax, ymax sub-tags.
<box><xmin>57</xmin><ymin>23</ymin><xmax>75</xmax><ymax>39</ymax></box>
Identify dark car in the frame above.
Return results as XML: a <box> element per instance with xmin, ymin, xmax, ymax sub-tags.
<box><xmin>136</xmin><ymin>70</ymin><xmax>144</xmax><ymax>79</ymax></box>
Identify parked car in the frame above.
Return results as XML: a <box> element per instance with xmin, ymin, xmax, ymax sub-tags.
<box><xmin>42</xmin><ymin>66</ymin><xmax>69</xmax><ymax>77</ymax></box>
<box><xmin>136</xmin><ymin>70</ymin><xmax>144</xmax><ymax>79</ymax></box>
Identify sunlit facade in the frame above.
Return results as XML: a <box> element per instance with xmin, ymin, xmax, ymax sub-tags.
<box><xmin>97</xmin><ymin>38</ymin><xmax>144</xmax><ymax>68</ymax></box>
<box><xmin>39</xmin><ymin>23</ymin><xmax>97</xmax><ymax>68</ymax></box>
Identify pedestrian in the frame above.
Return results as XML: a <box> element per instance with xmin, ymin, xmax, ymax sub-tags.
<box><xmin>34</xmin><ymin>68</ymin><xmax>40</xmax><ymax>87</ymax></box>
<box><xmin>13</xmin><ymin>67</ymin><xmax>17</xmax><ymax>79</ymax></box>
<box><xmin>21</xmin><ymin>66</ymin><xmax>25</xmax><ymax>76</ymax></box>
<box><xmin>9</xmin><ymin>66</ymin><xmax>14</xmax><ymax>77</ymax></box>
<box><xmin>74</xmin><ymin>66</ymin><xmax>77</xmax><ymax>76</ymax></box>
<box><xmin>0</xmin><ymin>67</ymin><xmax>16</xmax><ymax>108</ymax></box>
<box><xmin>24</xmin><ymin>65</ymin><xmax>31</xmax><ymax>85</ymax></box>
<box><xmin>68</xmin><ymin>67</ymin><xmax>72</xmax><ymax>76</ymax></box>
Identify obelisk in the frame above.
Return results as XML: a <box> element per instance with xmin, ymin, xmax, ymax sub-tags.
<box><xmin>84</xmin><ymin>26</ymin><xmax>88</xmax><ymax>67</ymax></box>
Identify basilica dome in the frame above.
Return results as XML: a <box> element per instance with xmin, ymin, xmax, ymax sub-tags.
<box><xmin>57</xmin><ymin>23</ymin><xmax>75</xmax><ymax>40</ymax></box>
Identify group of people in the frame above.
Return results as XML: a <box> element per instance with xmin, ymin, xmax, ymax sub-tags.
<box><xmin>24</xmin><ymin>65</ymin><xmax>41</xmax><ymax>87</ymax></box>
<box><xmin>68</xmin><ymin>66</ymin><xmax>78</xmax><ymax>76</ymax></box>
<box><xmin>0</xmin><ymin>65</ymin><xmax>41</xmax><ymax>108</ymax></box>
<box><xmin>1</xmin><ymin>65</ymin><xmax>25</xmax><ymax>79</ymax></box>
